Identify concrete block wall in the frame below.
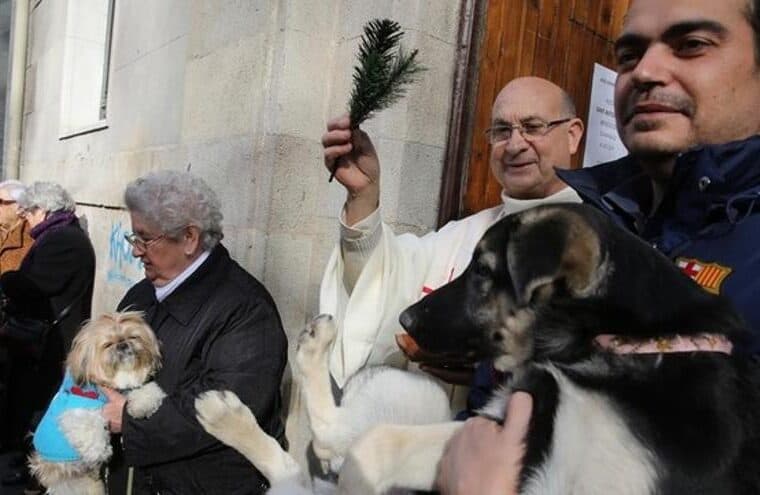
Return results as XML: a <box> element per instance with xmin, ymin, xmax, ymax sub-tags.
<box><xmin>16</xmin><ymin>0</ymin><xmax>461</xmax><ymax>387</ymax></box>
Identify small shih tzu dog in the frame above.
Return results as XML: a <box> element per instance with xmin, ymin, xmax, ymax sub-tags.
<box><xmin>29</xmin><ymin>311</ymin><xmax>165</xmax><ymax>495</ymax></box>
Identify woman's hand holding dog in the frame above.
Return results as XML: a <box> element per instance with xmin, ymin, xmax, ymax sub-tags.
<box><xmin>436</xmin><ymin>391</ymin><xmax>533</xmax><ymax>495</ymax></box>
<box><xmin>101</xmin><ymin>387</ymin><xmax>126</xmax><ymax>433</ymax></box>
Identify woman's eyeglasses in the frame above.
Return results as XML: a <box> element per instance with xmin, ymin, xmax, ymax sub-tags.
<box><xmin>124</xmin><ymin>232</ymin><xmax>167</xmax><ymax>251</ymax></box>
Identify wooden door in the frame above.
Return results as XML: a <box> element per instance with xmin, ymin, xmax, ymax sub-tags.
<box><xmin>440</xmin><ymin>0</ymin><xmax>631</xmax><ymax>222</ymax></box>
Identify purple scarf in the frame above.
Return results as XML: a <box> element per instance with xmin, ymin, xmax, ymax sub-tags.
<box><xmin>30</xmin><ymin>211</ymin><xmax>79</xmax><ymax>241</ymax></box>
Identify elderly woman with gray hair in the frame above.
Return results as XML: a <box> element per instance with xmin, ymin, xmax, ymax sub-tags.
<box><xmin>102</xmin><ymin>170</ymin><xmax>287</xmax><ymax>495</ymax></box>
<box><xmin>0</xmin><ymin>181</ymin><xmax>95</xmax><ymax>488</ymax></box>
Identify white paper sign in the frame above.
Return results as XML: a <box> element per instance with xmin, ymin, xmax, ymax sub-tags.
<box><xmin>582</xmin><ymin>63</ymin><xmax>628</xmax><ymax>167</ymax></box>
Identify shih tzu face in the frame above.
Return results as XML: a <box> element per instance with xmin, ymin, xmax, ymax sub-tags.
<box><xmin>67</xmin><ymin>310</ymin><xmax>161</xmax><ymax>390</ymax></box>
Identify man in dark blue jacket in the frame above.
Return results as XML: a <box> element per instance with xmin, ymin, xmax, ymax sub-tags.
<box><xmin>558</xmin><ymin>139</ymin><xmax>760</xmax><ymax>354</ymax></box>
<box><xmin>437</xmin><ymin>0</ymin><xmax>760</xmax><ymax>493</ymax></box>
<box><xmin>557</xmin><ymin>0</ymin><xmax>760</xmax><ymax>354</ymax></box>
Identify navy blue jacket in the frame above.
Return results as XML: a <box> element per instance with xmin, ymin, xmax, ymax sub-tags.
<box><xmin>558</xmin><ymin>135</ymin><xmax>760</xmax><ymax>355</ymax></box>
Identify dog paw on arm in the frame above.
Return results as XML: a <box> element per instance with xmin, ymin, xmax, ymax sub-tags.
<box><xmin>126</xmin><ymin>381</ymin><xmax>167</xmax><ymax>418</ymax></box>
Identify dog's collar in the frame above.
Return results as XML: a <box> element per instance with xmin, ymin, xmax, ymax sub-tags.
<box><xmin>595</xmin><ymin>333</ymin><xmax>733</xmax><ymax>355</ymax></box>
<box><xmin>116</xmin><ymin>383</ymin><xmax>149</xmax><ymax>394</ymax></box>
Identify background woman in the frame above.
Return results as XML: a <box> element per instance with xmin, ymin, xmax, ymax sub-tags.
<box><xmin>0</xmin><ymin>181</ymin><xmax>95</xmax><ymax>489</ymax></box>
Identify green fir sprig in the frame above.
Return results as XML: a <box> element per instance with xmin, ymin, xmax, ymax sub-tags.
<box><xmin>348</xmin><ymin>19</ymin><xmax>425</xmax><ymax>126</ymax></box>
<box><xmin>330</xmin><ymin>19</ymin><xmax>425</xmax><ymax>181</ymax></box>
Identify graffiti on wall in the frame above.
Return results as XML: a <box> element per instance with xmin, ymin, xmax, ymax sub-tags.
<box><xmin>107</xmin><ymin>220</ymin><xmax>142</xmax><ymax>287</ymax></box>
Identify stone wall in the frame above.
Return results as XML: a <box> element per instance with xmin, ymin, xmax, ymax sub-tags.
<box><xmin>17</xmin><ymin>0</ymin><xmax>461</xmax><ymax>362</ymax></box>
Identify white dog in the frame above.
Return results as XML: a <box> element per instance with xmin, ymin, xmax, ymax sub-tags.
<box><xmin>29</xmin><ymin>311</ymin><xmax>166</xmax><ymax>495</ymax></box>
<box><xmin>195</xmin><ymin>314</ymin><xmax>451</xmax><ymax>493</ymax></box>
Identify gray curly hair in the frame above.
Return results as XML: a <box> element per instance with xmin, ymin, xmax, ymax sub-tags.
<box><xmin>18</xmin><ymin>181</ymin><xmax>76</xmax><ymax>213</ymax></box>
<box><xmin>124</xmin><ymin>170</ymin><xmax>223</xmax><ymax>250</ymax></box>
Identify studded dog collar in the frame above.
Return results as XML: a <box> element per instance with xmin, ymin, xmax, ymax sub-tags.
<box><xmin>595</xmin><ymin>333</ymin><xmax>733</xmax><ymax>355</ymax></box>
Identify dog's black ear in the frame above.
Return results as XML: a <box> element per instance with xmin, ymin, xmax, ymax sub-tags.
<box><xmin>507</xmin><ymin>208</ymin><xmax>604</xmax><ymax>305</ymax></box>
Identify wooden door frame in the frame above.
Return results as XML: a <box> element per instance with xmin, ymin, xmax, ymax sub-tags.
<box><xmin>437</xmin><ymin>0</ymin><xmax>488</xmax><ymax>228</ymax></box>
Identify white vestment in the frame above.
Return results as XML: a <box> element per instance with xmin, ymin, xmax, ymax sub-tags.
<box><xmin>320</xmin><ymin>187</ymin><xmax>583</xmax><ymax>387</ymax></box>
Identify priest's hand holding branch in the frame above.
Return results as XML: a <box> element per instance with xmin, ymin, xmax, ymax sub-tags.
<box><xmin>322</xmin><ymin>114</ymin><xmax>380</xmax><ymax>225</ymax></box>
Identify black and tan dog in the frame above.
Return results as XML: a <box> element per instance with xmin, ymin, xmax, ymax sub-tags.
<box><xmin>384</xmin><ymin>202</ymin><xmax>760</xmax><ymax>494</ymax></box>
<box><xmin>196</xmin><ymin>203</ymin><xmax>760</xmax><ymax>494</ymax></box>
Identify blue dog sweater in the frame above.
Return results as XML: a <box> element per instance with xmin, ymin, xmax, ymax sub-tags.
<box><xmin>33</xmin><ymin>371</ymin><xmax>108</xmax><ymax>462</ymax></box>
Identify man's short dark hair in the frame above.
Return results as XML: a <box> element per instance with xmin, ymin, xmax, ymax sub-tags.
<box><xmin>746</xmin><ymin>0</ymin><xmax>760</xmax><ymax>65</ymax></box>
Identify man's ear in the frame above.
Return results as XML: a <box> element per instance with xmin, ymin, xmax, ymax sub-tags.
<box><xmin>566</xmin><ymin>117</ymin><xmax>585</xmax><ymax>155</ymax></box>
<box><xmin>507</xmin><ymin>208</ymin><xmax>602</xmax><ymax>305</ymax></box>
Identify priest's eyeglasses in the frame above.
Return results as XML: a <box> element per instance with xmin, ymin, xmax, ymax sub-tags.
<box><xmin>485</xmin><ymin>118</ymin><xmax>573</xmax><ymax>144</ymax></box>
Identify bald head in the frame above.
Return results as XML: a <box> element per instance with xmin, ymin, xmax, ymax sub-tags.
<box><xmin>493</xmin><ymin>77</ymin><xmax>576</xmax><ymax>120</ymax></box>
<box><xmin>488</xmin><ymin>77</ymin><xmax>584</xmax><ymax>200</ymax></box>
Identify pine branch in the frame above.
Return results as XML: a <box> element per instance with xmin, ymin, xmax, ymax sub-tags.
<box><xmin>347</xmin><ymin>19</ymin><xmax>426</xmax><ymax>127</ymax></box>
<box><xmin>329</xmin><ymin>19</ymin><xmax>425</xmax><ymax>181</ymax></box>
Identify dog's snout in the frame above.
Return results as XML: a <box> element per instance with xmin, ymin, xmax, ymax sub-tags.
<box><xmin>116</xmin><ymin>341</ymin><xmax>130</xmax><ymax>352</ymax></box>
<box><xmin>399</xmin><ymin>309</ymin><xmax>417</xmax><ymax>333</ymax></box>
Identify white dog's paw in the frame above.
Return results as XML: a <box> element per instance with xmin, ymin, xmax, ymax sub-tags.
<box><xmin>46</xmin><ymin>475</ymin><xmax>106</xmax><ymax>495</ymax></box>
<box><xmin>295</xmin><ymin>314</ymin><xmax>336</xmax><ymax>369</ymax></box>
<box><xmin>196</xmin><ymin>390</ymin><xmax>303</xmax><ymax>485</ymax></box>
<box><xmin>195</xmin><ymin>390</ymin><xmax>257</xmax><ymax>446</ymax></box>
<box><xmin>311</xmin><ymin>439</ymin><xmax>340</xmax><ymax>473</ymax></box>
<box><xmin>126</xmin><ymin>382</ymin><xmax>166</xmax><ymax>418</ymax></box>
<box><xmin>45</xmin><ymin>475</ymin><xmax>106</xmax><ymax>495</ymax></box>
<box><xmin>58</xmin><ymin>409</ymin><xmax>112</xmax><ymax>466</ymax></box>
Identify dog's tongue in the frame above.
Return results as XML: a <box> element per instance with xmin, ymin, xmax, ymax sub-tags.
<box><xmin>396</xmin><ymin>332</ymin><xmax>422</xmax><ymax>356</ymax></box>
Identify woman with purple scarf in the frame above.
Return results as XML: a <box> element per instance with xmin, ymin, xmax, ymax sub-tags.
<box><xmin>0</xmin><ymin>181</ymin><xmax>94</xmax><ymax>490</ymax></box>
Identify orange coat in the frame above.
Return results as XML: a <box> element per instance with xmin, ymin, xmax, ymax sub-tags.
<box><xmin>0</xmin><ymin>221</ymin><xmax>34</xmax><ymax>275</ymax></box>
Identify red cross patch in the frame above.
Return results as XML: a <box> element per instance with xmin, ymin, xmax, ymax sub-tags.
<box><xmin>420</xmin><ymin>267</ymin><xmax>456</xmax><ymax>297</ymax></box>
<box><xmin>675</xmin><ymin>258</ymin><xmax>732</xmax><ymax>295</ymax></box>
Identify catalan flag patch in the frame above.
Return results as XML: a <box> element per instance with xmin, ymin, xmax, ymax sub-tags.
<box><xmin>675</xmin><ymin>258</ymin><xmax>732</xmax><ymax>295</ymax></box>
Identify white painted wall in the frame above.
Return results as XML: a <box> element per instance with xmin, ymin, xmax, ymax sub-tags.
<box><xmin>17</xmin><ymin>0</ymin><xmax>461</xmax><ymax>380</ymax></box>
